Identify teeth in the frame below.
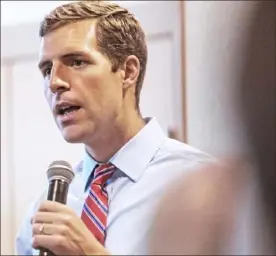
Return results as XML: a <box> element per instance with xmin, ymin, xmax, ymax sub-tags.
<box><xmin>61</xmin><ymin>106</ymin><xmax>70</xmax><ymax>111</ymax></box>
<box><xmin>59</xmin><ymin>106</ymin><xmax>80</xmax><ymax>115</ymax></box>
<box><xmin>64</xmin><ymin>109</ymin><xmax>73</xmax><ymax>114</ymax></box>
<box><xmin>63</xmin><ymin>109</ymin><xmax>72</xmax><ymax>115</ymax></box>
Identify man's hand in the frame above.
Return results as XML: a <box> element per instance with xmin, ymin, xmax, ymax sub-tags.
<box><xmin>31</xmin><ymin>200</ymin><xmax>110</xmax><ymax>255</ymax></box>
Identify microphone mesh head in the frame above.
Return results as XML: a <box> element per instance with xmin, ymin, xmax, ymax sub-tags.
<box><xmin>47</xmin><ymin>160</ymin><xmax>74</xmax><ymax>184</ymax></box>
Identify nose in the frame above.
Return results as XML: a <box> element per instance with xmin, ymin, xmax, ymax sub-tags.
<box><xmin>49</xmin><ymin>65</ymin><xmax>70</xmax><ymax>93</ymax></box>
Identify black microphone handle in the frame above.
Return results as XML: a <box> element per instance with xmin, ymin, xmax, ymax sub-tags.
<box><xmin>47</xmin><ymin>179</ymin><xmax>69</xmax><ymax>203</ymax></box>
<box><xmin>39</xmin><ymin>179</ymin><xmax>69</xmax><ymax>256</ymax></box>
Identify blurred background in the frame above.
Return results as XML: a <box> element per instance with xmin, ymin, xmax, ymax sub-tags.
<box><xmin>1</xmin><ymin>1</ymin><xmax>257</xmax><ymax>254</ymax></box>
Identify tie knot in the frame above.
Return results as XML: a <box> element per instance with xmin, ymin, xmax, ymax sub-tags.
<box><xmin>93</xmin><ymin>163</ymin><xmax>116</xmax><ymax>186</ymax></box>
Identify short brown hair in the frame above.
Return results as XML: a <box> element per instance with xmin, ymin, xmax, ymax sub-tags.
<box><xmin>39</xmin><ymin>0</ymin><xmax>148</xmax><ymax>111</ymax></box>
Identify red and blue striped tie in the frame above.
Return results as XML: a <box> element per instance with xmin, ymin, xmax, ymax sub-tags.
<box><xmin>81</xmin><ymin>163</ymin><xmax>115</xmax><ymax>245</ymax></box>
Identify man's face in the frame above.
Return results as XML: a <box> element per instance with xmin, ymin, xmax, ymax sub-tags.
<box><xmin>38</xmin><ymin>20</ymin><xmax>124</xmax><ymax>144</ymax></box>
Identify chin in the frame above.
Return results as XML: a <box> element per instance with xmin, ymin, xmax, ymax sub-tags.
<box><xmin>61</xmin><ymin>126</ymin><xmax>85</xmax><ymax>144</ymax></box>
<box><xmin>63</xmin><ymin>135</ymin><xmax>83</xmax><ymax>143</ymax></box>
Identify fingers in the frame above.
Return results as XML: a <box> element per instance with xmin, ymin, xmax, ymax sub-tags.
<box><xmin>32</xmin><ymin>223</ymin><xmax>76</xmax><ymax>255</ymax></box>
<box><xmin>38</xmin><ymin>200</ymin><xmax>73</xmax><ymax>214</ymax></box>
<box><xmin>31</xmin><ymin>201</ymin><xmax>75</xmax><ymax>226</ymax></box>
<box><xmin>32</xmin><ymin>211</ymin><xmax>64</xmax><ymax>224</ymax></box>
<box><xmin>31</xmin><ymin>201</ymin><xmax>103</xmax><ymax>255</ymax></box>
<box><xmin>32</xmin><ymin>234</ymin><xmax>66</xmax><ymax>253</ymax></box>
<box><xmin>32</xmin><ymin>223</ymin><xmax>72</xmax><ymax>237</ymax></box>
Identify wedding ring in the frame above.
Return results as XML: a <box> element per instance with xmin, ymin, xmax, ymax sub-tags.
<box><xmin>38</xmin><ymin>223</ymin><xmax>45</xmax><ymax>234</ymax></box>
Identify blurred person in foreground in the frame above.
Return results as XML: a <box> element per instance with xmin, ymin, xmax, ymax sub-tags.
<box><xmin>149</xmin><ymin>1</ymin><xmax>275</xmax><ymax>255</ymax></box>
<box><xmin>15</xmin><ymin>1</ymin><xmax>214</xmax><ymax>255</ymax></box>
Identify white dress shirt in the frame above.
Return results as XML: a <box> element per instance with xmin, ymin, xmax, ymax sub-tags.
<box><xmin>15</xmin><ymin>117</ymin><xmax>214</xmax><ymax>255</ymax></box>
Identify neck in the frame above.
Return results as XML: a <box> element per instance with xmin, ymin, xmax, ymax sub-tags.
<box><xmin>85</xmin><ymin>110</ymin><xmax>145</xmax><ymax>163</ymax></box>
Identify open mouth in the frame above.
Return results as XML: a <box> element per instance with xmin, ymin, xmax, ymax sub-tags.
<box><xmin>58</xmin><ymin>106</ymin><xmax>81</xmax><ymax>116</ymax></box>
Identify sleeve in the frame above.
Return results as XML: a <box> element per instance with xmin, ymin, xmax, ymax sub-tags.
<box><xmin>15</xmin><ymin>188</ymin><xmax>47</xmax><ymax>255</ymax></box>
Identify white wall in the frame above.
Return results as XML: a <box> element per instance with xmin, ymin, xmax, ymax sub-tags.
<box><xmin>1</xmin><ymin>65</ymin><xmax>13</xmax><ymax>256</ymax></box>
<box><xmin>185</xmin><ymin>1</ymin><xmax>256</xmax><ymax>157</ymax></box>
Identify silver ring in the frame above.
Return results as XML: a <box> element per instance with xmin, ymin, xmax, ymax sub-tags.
<box><xmin>38</xmin><ymin>223</ymin><xmax>45</xmax><ymax>234</ymax></box>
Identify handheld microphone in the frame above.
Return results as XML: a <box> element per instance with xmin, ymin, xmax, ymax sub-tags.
<box><xmin>39</xmin><ymin>160</ymin><xmax>75</xmax><ymax>256</ymax></box>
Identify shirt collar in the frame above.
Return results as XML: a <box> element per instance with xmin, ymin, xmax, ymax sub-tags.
<box><xmin>81</xmin><ymin>117</ymin><xmax>167</xmax><ymax>191</ymax></box>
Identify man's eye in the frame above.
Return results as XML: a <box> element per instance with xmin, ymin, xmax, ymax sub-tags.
<box><xmin>71</xmin><ymin>60</ymin><xmax>86</xmax><ymax>67</ymax></box>
<box><xmin>44</xmin><ymin>68</ymin><xmax>51</xmax><ymax>77</ymax></box>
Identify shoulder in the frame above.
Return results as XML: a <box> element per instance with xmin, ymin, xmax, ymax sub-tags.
<box><xmin>152</xmin><ymin>138</ymin><xmax>217</xmax><ymax>173</ymax></box>
<box><xmin>159</xmin><ymin>138</ymin><xmax>215</xmax><ymax>161</ymax></box>
<box><xmin>143</xmin><ymin>138</ymin><xmax>217</xmax><ymax>194</ymax></box>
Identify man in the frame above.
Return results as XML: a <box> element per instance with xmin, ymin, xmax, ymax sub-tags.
<box><xmin>16</xmin><ymin>1</ymin><xmax>213</xmax><ymax>255</ymax></box>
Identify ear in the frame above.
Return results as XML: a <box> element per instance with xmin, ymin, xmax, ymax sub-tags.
<box><xmin>122</xmin><ymin>55</ymin><xmax>140</xmax><ymax>89</ymax></box>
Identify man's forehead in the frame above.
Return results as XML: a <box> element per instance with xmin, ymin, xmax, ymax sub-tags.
<box><xmin>38</xmin><ymin>20</ymin><xmax>97</xmax><ymax>63</ymax></box>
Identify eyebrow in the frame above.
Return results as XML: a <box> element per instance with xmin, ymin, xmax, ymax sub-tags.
<box><xmin>38</xmin><ymin>51</ymin><xmax>90</xmax><ymax>70</ymax></box>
